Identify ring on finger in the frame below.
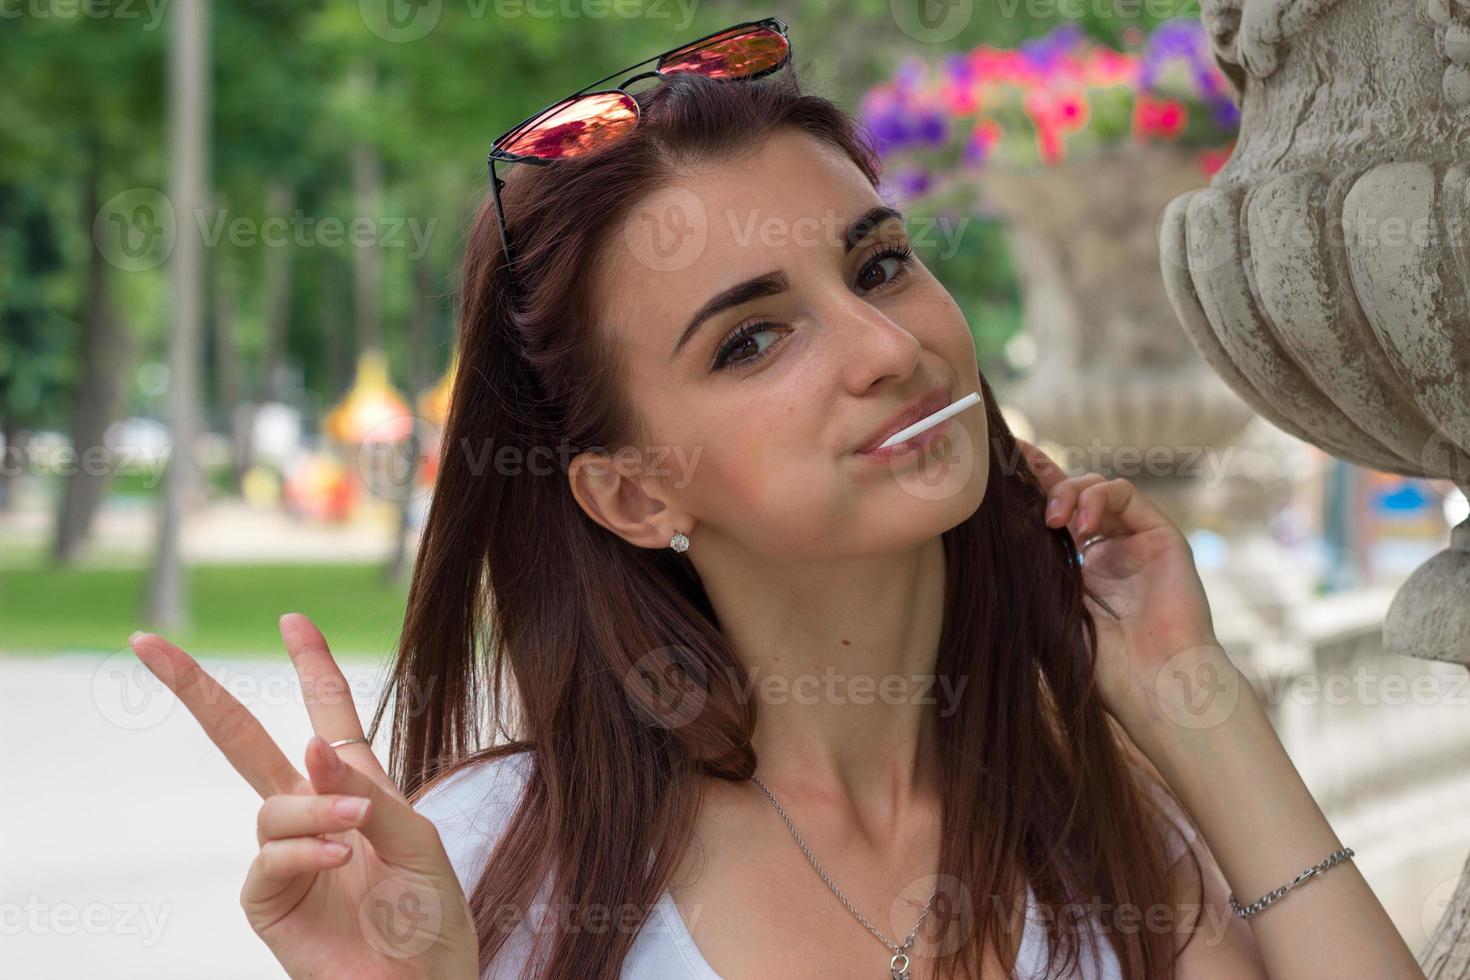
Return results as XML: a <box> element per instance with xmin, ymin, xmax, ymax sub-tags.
<box><xmin>1080</xmin><ymin>534</ymin><xmax>1106</xmax><ymax>552</ymax></box>
<box><xmin>329</xmin><ymin>737</ymin><xmax>371</xmax><ymax>749</ymax></box>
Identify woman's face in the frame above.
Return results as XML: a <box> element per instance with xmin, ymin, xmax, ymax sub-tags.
<box><xmin>573</xmin><ymin>127</ymin><xmax>989</xmax><ymax>563</ymax></box>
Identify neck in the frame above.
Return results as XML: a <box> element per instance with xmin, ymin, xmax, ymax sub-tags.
<box><xmin>694</xmin><ymin>533</ymin><xmax>952</xmax><ymax>818</ymax></box>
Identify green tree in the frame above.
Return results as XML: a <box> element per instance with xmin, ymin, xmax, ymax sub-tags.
<box><xmin>0</xmin><ymin>3</ymin><xmax>166</xmax><ymax>560</ymax></box>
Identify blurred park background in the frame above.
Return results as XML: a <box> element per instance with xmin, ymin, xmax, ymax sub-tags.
<box><xmin>3</xmin><ymin>0</ymin><xmax>1469</xmax><ymax>976</ymax></box>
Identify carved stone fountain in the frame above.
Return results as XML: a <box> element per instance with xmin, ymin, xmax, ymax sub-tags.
<box><xmin>1157</xmin><ymin>0</ymin><xmax>1470</xmax><ymax>971</ymax></box>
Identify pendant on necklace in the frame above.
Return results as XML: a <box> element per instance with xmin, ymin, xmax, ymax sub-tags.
<box><xmin>889</xmin><ymin>952</ymin><xmax>911</xmax><ymax>980</ymax></box>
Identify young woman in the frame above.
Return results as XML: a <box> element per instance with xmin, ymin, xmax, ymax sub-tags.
<box><xmin>128</xmin><ymin>18</ymin><xmax>1426</xmax><ymax>980</ymax></box>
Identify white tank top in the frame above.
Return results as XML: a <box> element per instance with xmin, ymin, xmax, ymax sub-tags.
<box><xmin>413</xmin><ymin>750</ymin><xmax>1197</xmax><ymax>979</ymax></box>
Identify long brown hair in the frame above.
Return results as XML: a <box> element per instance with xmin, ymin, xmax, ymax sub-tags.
<box><xmin>368</xmin><ymin>62</ymin><xmax>1205</xmax><ymax>980</ymax></box>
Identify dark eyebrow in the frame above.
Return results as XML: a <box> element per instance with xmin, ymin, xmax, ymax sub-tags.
<box><xmin>668</xmin><ymin>205</ymin><xmax>906</xmax><ymax>363</ymax></box>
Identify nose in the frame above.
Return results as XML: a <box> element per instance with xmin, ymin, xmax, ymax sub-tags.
<box><xmin>823</xmin><ymin>292</ymin><xmax>923</xmax><ymax>394</ymax></box>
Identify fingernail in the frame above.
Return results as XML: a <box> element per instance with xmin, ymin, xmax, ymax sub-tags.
<box><xmin>322</xmin><ymin>841</ymin><xmax>350</xmax><ymax>859</ymax></box>
<box><xmin>1045</xmin><ymin>499</ymin><xmax>1061</xmax><ymax>523</ymax></box>
<box><xmin>333</xmin><ymin>797</ymin><xmax>369</xmax><ymax>821</ymax></box>
<box><xmin>1076</xmin><ymin>507</ymin><xmax>1090</xmax><ymax>530</ymax></box>
<box><xmin>129</xmin><ymin>635</ymin><xmax>160</xmax><ymax>668</ymax></box>
<box><xmin>128</xmin><ymin>631</ymin><xmax>144</xmax><ymax>646</ymax></box>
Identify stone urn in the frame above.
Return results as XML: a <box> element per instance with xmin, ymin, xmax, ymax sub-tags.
<box><xmin>981</xmin><ymin>144</ymin><xmax>1257</xmax><ymax>526</ymax></box>
<box><xmin>1157</xmin><ymin>0</ymin><xmax>1470</xmax><ymax>971</ymax></box>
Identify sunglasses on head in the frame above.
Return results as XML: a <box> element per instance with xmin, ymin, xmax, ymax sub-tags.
<box><xmin>485</xmin><ymin>17</ymin><xmax>792</xmax><ymax>289</ymax></box>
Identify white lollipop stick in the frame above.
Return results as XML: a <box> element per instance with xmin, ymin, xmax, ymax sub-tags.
<box><xmin>878</xmin><ymin>391</ymin><xmax>983</xmax><ymax>449</ymax></box>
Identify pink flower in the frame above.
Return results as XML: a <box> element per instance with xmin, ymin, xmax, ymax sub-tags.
<box><xmin>1133</xmin><ymin>96</ymin><xmax>1188</xmax><ymax>139</ymax></box>
<box><xmin>1036</xmin><ymin>126</ymin><xmax>1064</xmax><ymax>164</ymax></box>
<box><xmin>1055</xmin><ymin>93</ymin><xmax>1089</xmax><ymax>130</ymax></box>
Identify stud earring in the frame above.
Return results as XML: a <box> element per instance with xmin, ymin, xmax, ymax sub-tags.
<box><xmin>669</xmin><ymin>530</ymin><xmax>690</xmax><ymax>553</ymax></box>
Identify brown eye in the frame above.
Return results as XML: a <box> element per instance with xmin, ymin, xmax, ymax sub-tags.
<box><xmin>711</xmin><ymin>321</ymin><xmax>786</xmax><ymax>372</ymax></box>
<box><xmin>857</xmin><ymin>242</ymin><xmax>915</xmax><ymax>295</ymax></box>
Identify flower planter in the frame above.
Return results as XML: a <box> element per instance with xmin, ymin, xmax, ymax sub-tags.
<box><xmin>982</xmin><ymin>145</ymin><xmax>1255</xmax><ymax>520</ymax></box>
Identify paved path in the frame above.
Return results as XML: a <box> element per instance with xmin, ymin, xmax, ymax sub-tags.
<box><xmin>1</xmin><ymin>653</ymin><xmax>394</xmax><ymax>979</ymax></box>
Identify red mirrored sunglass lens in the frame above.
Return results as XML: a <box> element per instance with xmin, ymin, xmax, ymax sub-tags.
<box><xmin>496</xmin><ymin>90</ymin><xmax>639</xmax><ymax>160</ymax></box>
<box><xmin>658</xmin><ymin>25</ymin><xmax>789</xmax><ymax>79</ymax></box>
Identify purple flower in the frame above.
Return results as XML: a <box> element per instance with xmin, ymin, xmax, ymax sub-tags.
<box><xmin>1193</xmin><ymin>66</ymin><xmax>1222</xmax><ymax>96</ymax></box>
<box><xmin>962</xmin><ymin>133</ymin><xmax>991</xmax><ymax>168</ymax></box>
<box><xmin>1141</xmin><ymin>18</ymin><xmax>1207</xmax><ymax>91</ymax></box>
<box><xmin>891</xmin><ymin>167</ymin><xmax>933</xmax><ymax>199</ymax></box>
<box><xmin>1146</xmin><ymin>19</ymin><xmax>1204</xmax><ymax>58</ymax></box>
<box><xmin>865</xmin><ymin>112</ymin><xmax>911</xmax><ymax>154</ymax></box>
<box><xmin>914</xmin><ymin>109</ymin><xmax>949</xmax><ymax>148</ymax></box>
<box><xmin>894</xmin><ymin>56</ymin><xmax>927</xmax><ymax>93</ymax></box>
<box><xmin>859</xmin><ymin>88</ymin><xmax>918</xmax><ymax>154</ymax></box>
<box><xmin>943</xmin><ymin>52</ymin><xmax>973</xmax><ymax>86</ymax></box>
<box><xmin>1020</xmin><ymin>23</ymin><xmax>1084</xmax><ymax>76</ymax></box>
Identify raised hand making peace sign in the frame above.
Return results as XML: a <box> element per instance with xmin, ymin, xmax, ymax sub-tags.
<box><xmin>127</xmin><ymin>613</ymin><xmax>478</xmax><ymax>980</ymax></box>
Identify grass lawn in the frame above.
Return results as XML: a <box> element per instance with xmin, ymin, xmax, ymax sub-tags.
<box><xmin>0</xmin><ymin>560</ymin><xmax>411</xmax><ymax>660</ymax></box>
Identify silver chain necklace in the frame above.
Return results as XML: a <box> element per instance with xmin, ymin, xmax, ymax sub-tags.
<box><xmin>749</xmin><ymin>773</ymin><xmax>938</xmax><ymax>980</ymax></box>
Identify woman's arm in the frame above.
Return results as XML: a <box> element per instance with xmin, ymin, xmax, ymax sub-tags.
<box><xmin>1017</xmin><ymin>441</ymin><xmax>1424</xmax><ymax>977</ymax></box>
<box><xmin>1124</xmin><ymin>645</ymin><xmax>1426</xmax><ymax>980</ymax></box>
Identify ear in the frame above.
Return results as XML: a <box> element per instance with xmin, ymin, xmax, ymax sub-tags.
<box><xmin>568</xmin><ymin>447</ymin><xmax>692</xmax><ymax>551</ymax></box>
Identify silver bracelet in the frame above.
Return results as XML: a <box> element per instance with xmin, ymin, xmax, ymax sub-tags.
<box><xmin>1228</xmin><ymin>846</ymin><xmax>1355</xmax><ymax>920</ymax></box>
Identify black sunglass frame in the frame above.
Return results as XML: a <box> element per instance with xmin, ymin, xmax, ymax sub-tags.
<box><xmin>485</xmin><ymin>16</ymin><xmax>791</xmax><ymax>291</ymax></box>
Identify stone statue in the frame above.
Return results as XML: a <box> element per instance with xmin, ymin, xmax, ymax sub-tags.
<box><xmin>1158</xmin><ymin>1</ymin><xmax>1470</xmax><ymax>972</ymax></box>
